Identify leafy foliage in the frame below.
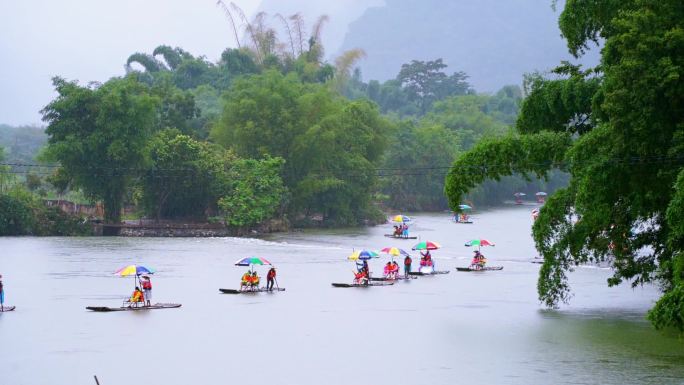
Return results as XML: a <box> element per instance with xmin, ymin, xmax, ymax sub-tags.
<box><xmin>41</xmin><ymin>76</ymin><xmax>159</xmax><ymax>223</ymax></box>
<box><xmin>446</xmin><ymin>0</ymin><xmax>684</xmax><ymax>331</ymax></box>
<box><xmin>218</xmin><ymin>157</ymin><xmax>286</xmax><ymax>227</ymax></box>
<box><xmin>0</xmin><ymin>188</ymin><xmax>89</xmax><ymax>236</ymax></box>
<box><xmin>140</xmin><ymin>130</ymin><xmax>224</xmax><ymax>220</ymax></box>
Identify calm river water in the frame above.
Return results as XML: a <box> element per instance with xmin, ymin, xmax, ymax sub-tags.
<box><xmin>1</xmin><ymin>206</ymin><xmax>682</xmax><ymax>385</ymax></box>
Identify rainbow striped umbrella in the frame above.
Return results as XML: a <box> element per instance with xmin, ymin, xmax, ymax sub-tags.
<box><xmin>412</xmin><ymin>241</ymin><xmax>441</xmax><ymax>251</ymax></box>
<box><xmin>114</xmin><ymin>265</ymin><xmax>155</xmax><ymax>289</ymax></box>
<box><xmin>348</xmin><ymin>250</ymin><xmax>379</xmax><ymax>261</ymax></box>
<box><xmin>464</xmin><ymin>239</ymin><xmax>495</xmax><ymax>251</ymax></box>
<box><xmin>391</xmin><ymin>215</ymin><xmax>412</xmax><ymax>223</ymax></box>
<box><xmin>115</xmin><ymin>265</ymin><xmax>155</xmax><ymax>277</ymax></box>
<box><xmin>380</xmin><ymin>247</ymin><xmax>410</xmax><ymax>257</ymax></box>
<box><xmin>235</xmin><ymin>257</ymin><xmax>272</xmax><ymax>267</ymax></box>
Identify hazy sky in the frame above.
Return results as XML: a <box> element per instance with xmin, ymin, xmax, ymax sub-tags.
<box><xmin>0</xmin><ymin>0</ymin><xmax>382</xmax><ymax>126</ymax></box>
<box><xmin>0</xmin><ymin>0</ymin><xmax>261</xmax><ymax>126</ymax></box>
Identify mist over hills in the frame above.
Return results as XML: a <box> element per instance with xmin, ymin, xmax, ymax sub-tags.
<box><xmin>332</xmin><ymin>0</ymin><xmax>599</xmax><ymax>91</ymax></box>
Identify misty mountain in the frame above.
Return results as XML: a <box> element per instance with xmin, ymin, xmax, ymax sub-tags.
<box><xmin>338</xmin><ymin>0</ymin><xmax>599</xmax><ymax>91</ymax></box>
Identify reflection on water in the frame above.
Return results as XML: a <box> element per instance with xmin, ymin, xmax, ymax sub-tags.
<box><xmin>0</xmin><ymin>207</ymin><xmax>682</xmax><ymax>385</ymax></box>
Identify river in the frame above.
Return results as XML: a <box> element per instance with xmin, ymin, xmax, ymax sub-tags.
<box><xmin>0</xmin><ymin>206</ymin><xmax>682</xmax><ymax>385</ymax></box>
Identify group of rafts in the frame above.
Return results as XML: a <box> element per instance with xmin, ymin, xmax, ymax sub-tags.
<box><xmin>333</xmin><ymin>214</ymin><xmax>502</xmax><ymax>288</ymax></box>
<box><xmin>2</xmin><ymin>214</ymin><xmax>501</xmax><ymax>314</ymax></box>
<box><xmin>77</xmin><ymin>257</ymin><xmax>282</xmax><ymax>312</ymax></box>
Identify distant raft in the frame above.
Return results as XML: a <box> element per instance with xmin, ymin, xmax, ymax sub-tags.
<box><xmin>219</xmin><ymin>288</ymin><xmax>286</xmax><ymax>294</ymax></box>
<box><xmin>0</xmin><ymin>306</ymin><xmax>16</xmax><ymax>312</ymax></box>
<box><xmin>370</xmin><ymin>275</ymin><xmax>417</xmax><ymax>281</ymax></box>
<box><xmin>456</xmin><ymin>266</ymin><xmax>504</xmax><ymax>272</ymax></box>
<box><xmin>384</xmin><ymin>234</ymin><xmax>418</xmax><ymax>240</ymax></box>
<box><xmin>86</xmin><ymin>303</ymin><xmax>181</xmax><ymax>312</ymax></box>
<box><xmin>331</xmin><ymin>282</ymin><xmax>395</xmax><ymax>288</ymax></box>
<box><xmin>408</xmin><ymin>271</ymin><xmax>450</xmax><ymax>276</ymax></box>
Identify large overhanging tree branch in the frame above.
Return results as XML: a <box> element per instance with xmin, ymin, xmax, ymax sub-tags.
<box><xmin>444</xmin><ymin>131</ymin><xmax>572</xmax><ymax>212</ymax></box>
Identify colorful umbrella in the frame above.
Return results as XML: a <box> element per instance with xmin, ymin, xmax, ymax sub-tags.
<box><xmin>235</xmin><ymin>257</ymin><xmax>272</xmax><ymax>267</ymax></box>
<box><xmin>535</xmin><ymin>192</ymin><xmax>548</xmax><ymax>196</ymax></box>
<box><xmin>459</xmin><ymin>204</ymin><xmax>472</xmax><ymax>210</ymax></box>
<box><xmin>391</xmin><ymin>215</ymin><xmax>412</xmax><ymax>223</ymax></box>
<box><xmin>115</xmin><ymin>265</ymin><xmax>155</xmax><ymax>290</ymax></box>
<box><xmin>412</xmin><ymin>241</ymin><xmax>441</xmax><ymax>251</ymax></box>
<box><xmin>115</xmin><ymin>265</ymin><xmax>155</xmax><ymax>277</ymax></box>
<box><xmin>348</xmin><ymin>250</ymin><xmax>379</xmax><ymax>261</ymax></box>
<box><xmin>379</xmin><ymin>247</ymin><xmax>410</xmax><ymax>257</ymax></box>
<box><xmin>514</xmin><ymin>192</ymin><xmax>526</xmax><ymax>197</ymax></box>
<box><xmin>464</xmin><ymin>239</ymin><xmax>495</xmax><ymax>250</ymax></box>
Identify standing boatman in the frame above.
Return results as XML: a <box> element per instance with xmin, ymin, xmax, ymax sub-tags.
<box><xmin>404</xmin><ymin>255</ymin><xmax>412</xmax><ymax>277</ymax></box>
<box><xmin>0</xmin><ymin>274</ymin><xmax>4</xmax><ymax>311</ymax></box>
<box><xmin>266</xmin><ymin>267</ymin><xmax>277</xmax><ymax>291</ymax></box>
<box><xmin>140</xmin><ymin>275</ymin><xmax>152</xmax><ymax>307</ymax></box>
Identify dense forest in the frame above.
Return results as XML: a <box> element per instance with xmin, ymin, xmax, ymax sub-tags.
<box><xmin>0</xmin><ymin>4</ymin><xmax>557</xmax><ymax>232</ymax></box>
<box><xmin>446</xmin><ymin>0</ymin><xmax>684</xmax><ymax>331</ymax></box>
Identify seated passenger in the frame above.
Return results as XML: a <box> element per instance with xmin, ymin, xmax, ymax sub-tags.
<box><xmin>129</xmin><ymin>287</ymin><xmax>144</xmax><ymax>307</ymax></box>
<box><xmin>240</xmin><ymin>271</ymin><xmax>251</xmax><ymax>291</ymax></box>
<box><xmin>354</xmin><ymin>270</ymin><xmax>368</xmax><ymax>285</ymax></box>
<box><xmin>250</xmin><ymin>271</ymin><xmax>260</xmax><ymax>289</ymax></box>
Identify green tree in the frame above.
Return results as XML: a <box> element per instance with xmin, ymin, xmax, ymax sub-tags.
<box><xmin>218</xmin><ymin>156</ymin><xmax>286</xmax><ymax>228</ymax></box>
<box><xmin>140</xmin><ymin>130</ymin><xmax>223</xmax><ymax>220</ymax></box>
<box><xmin>445</xmin><ymin>0</ymin><xmax>684</xmax><ymax>331</ymax></box>
<box><xmin>396</xmin><ymin>59</ymin><xmax>472</xmax><ymax>114</ymax></box>
<box><xmin>41</xmin><ymin>76</ymin><xmax>159</xmax><ymax>223</ymax></box>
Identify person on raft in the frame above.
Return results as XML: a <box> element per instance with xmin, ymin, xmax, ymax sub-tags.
<box><xmin>393</xmin><ymin>225</ymin><xmax>402</xmax><ymax>237</ymax></box>
<box><xmin>402</xmin><ymin>223</ymin><xmax>409</xmax><ymax>238</ymax></box>
<box><xmin>266</xmin><ymin>267</ymin><xmax>277</xmax><ymax>291</ymax></box>
<box><xmin>240</xmin><ymin>271</ymin><xmax>252</xmax><ymax>291</ymax></box>
<box><xmin>470</xmin><ymin>250</ymin><xmax>487</xmax><ymax>270</ymax></box>
<box><xmin>353</xmin><ymin>269</ymin><xmax>368</xmax><ymax>285</ymax></box>
<box><xmin>392</xmin><ymin>261</ymin><xmax>400</xmax><ymax>277</ymax></box>
<box><xmin>420</xmin><ymin>250</ymin><xmax>433</xmax><ymax>266</ymax></box>
<box><xmin>129</xmin><ymin>287</ymin><xmax>144</xmax><ymax>307</ymax></box>
<box><xmin>250</xmin><ymin>271</ymin><xmax>260</xmax><ymax>289</ymax></box>
<box><xmin>404</xmin><ymin>255</ymin><xmax>412</xmax><ymax>277</ymax></box>
<box><xmin>140</xmin><ymin>275</ymin><xmax>152</xmax><ymax>307</ymax></box>
<box><xmin>384</xmin><ymin>262</ymin><xmax>395</xmax><ymax>279</ymax></box>
<box><xmin>0</xmin><ymin>274</ymin><xmax>5</xmax><ymax>311</ymax></box>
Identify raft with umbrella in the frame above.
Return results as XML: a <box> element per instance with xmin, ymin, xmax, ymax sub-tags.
<box><xmin>385</xmin><ymin>214</ymin><xmax>417</xmax><ymax>238</ymax></box>
<box><xmin>453</xmin><ymin>204</ymin><xmax>474</xmax><ymax>224</ymax></box>
<box><xmin>86</xmin><ymin>264</ymin><xmax>182</xmax><ymax>312</ymax></box>
<box><xmin>219</xmin><ymin>257</ymin><xmax>285</xmax><ymax>294</ymax></box>
<box><xmin>514</xmin><ymin>192</ymin><xmax>526</xmax><ymax>205</ymax></box>
<box><xmin>411</xmin><ymin>241</ymin><xmax>449</xmax><ymax>275</ymax></box>
<box><xmin>370</xmin><ymin>247</ymin><xmax>417</xmax><ymax>281</ymax></box>
<box><xmin>331</xmin><ymin>250</ymin><xmax>395</xmax><ymax>287</ymax></box>
<box><xmin>456</xmin><ymin>239</ymin><xmax>503</xmax><ymax>272</ymax></box>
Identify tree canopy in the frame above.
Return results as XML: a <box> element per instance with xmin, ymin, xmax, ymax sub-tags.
<box><xmin>41</xmin><ymin>77</ymin><xmax>159</xmax><ymax>223</ymax></box>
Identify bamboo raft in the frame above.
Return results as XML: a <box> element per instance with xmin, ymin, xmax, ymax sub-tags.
<box><xmin>331</xmin><ymin>282</ymin><xmax>395</xmax><ymax>288</ymax></box>
<box><xmin>0</xmin><ymin>306</ymin><xmax>16</xmax><ymax>312</ymax></box>
<box><xmin>408</xmin><ymin>271</ymin><xmax>450</xmax><ymax>276</ymax></box>
<box><xmin>86</xmin><ymin>303</ymin><xmax>181</xmax><ymax>312</ymax></box>
<box><xmin>219</xmin><ymin>288</ymin><xmax>286</xmax><ymax>294</ymax></box>
<box><xmin>456</xmin><ymin>266</ymin><xmax>504</xmax><ymax>272</ymax></box>
<box><xmin>383</xmin><ymin>235</ymin><xmax>418</xmax><ymax>240</ymax></box>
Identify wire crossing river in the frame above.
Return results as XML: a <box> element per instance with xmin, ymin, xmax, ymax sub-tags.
<box><xmin>0</xmin><ymin>207</ymin><xmax>682</xmax><ymax>385</ymax></box>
